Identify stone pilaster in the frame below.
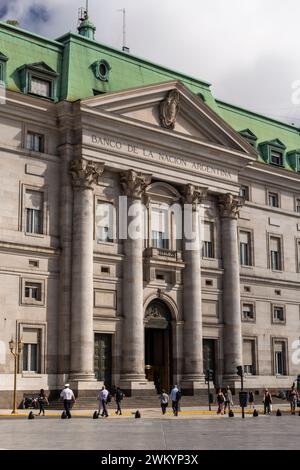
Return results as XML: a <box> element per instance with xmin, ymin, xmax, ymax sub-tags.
<box><xmin>219</xmin><ymin>193</ymin><xmax>244</xmax><ymax>382</ymax></box>
<box><xmin>181</xmin><ymin>184</ymin><xmax>207</xmax><ymax>393</ymax></box>
<box><xmin>69</xmin><ymin>159</ymin><xmax>104</xmax><ymax>384</ymax></box>
<box><xmin>119</xmin><ymin>170</ymin><xmax>154</xmax><ymax>394</ymax></box>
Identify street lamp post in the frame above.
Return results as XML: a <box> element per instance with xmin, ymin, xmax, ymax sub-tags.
<box><xmin>9</xmin><ymin>338</ymin><xmax>24</xmax><ymax>415</ymax></box>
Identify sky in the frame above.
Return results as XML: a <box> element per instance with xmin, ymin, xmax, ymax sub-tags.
<box><xmin>1</xmin><ymin>0</ymin><xmax>300</xmax><ymax>126</ymax></box>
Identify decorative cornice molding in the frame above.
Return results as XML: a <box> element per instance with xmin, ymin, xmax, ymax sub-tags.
<box><xmin>218</xmin><ymin>193</ymin><xmax>244</xmax><ymax>219</ymax></box>
<box><xmin>69</xmin><ymin>159</ymin><xmax>104</xmax><ymax>190</ymax></box>
<box><xmin>181</xmin><ymin>184</ymin><xmax>207</xmax><ymax>209</ymax></box>
<box><xmin>120</xmin><ymin>169</ymin><xmax>152</xmax><ymax>199</ymax></box>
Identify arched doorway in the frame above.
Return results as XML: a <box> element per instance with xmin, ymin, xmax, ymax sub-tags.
<box><xmin>144</xmin><ymin>299</ymin><xmax>172</xmax><ymax>393</ymax></box>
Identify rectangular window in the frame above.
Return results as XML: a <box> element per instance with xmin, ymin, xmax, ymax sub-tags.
<box><xmin>25</xmin><ymin>190</ymin><xmax>44</xmax><ymax>235</ymax></box>
<box><xmin>96</xmin><ymin>202</ymin><xmax>114</xmax><ymax>243</ymax></box>
<box><xmin>297</xmin><ymin>240</ymin><xmax>300</xmax><ymax>273</ymax></box>
<box><xmin>202</xmin><ymin>222</ymin><xmax>214</xmax><ymax>258</ymax></box>
<box><xmin>243</xmin><ymin>340</ymin><xmax>256</xmax><ymax>375</ymax></box>
<box><xmin>24</xmin><ymin>282</ymin><xmax>42</xmax><ymax>302</ymax></box>
<box><xmin>274</xmin><ymin>341</ymin><xmax>287</xmax><ymax>375</ymax></box>
<box><xmin>240</xmin><ymin>231</ymin><xmax>252</xmax><ymax>266</ymax></box>
<box><xmin>239</xmin><ymin>185</ymin><xmax>249</xmax><ymax>201</ymax></box>
<box><xmin>296</xmin><ymin>199</ymin><xmax>300</xmax><ymax>214</ymax></box>
<box><xmin>270</xmin><ymin>236</ymin><xmax>282</xmax><ymax>271</ymax></box>
<box><xmin>30</xmin><ymin>76</ymin><xmax>51</xmax><ymax>98</ymax></box>
<box><xmin>268</xmin><ymin>192</ymin><xmax>279</xmax><ymax>208</ymax></box>
<box><xmin>273</xmin><ymin>306</ymin><xmax>285</xmax><ymax>323</ymax></box>
<box><xmin>0</xmin><ymin>62</ymin><xmax>5</xmax><ymax>83</ymax></box>
<box><xmin>26</xmin><ymin>132</ymin><xmax>44</xmax><ymax>152</ymax></box>
<box><xmin>152</xmin><ymin>207</ymin><xmax>169</xmax><ymax>249</ymax></box>
<box><xmin>270</xmin><ymin>150</ymin><xmax>283</xmax><ymax>166</ymax></box>
<box><xmin>22</xmin><ymin>329</ymin><xmax>40</xmax><ymax>373</ymax></box>
<box><xmin>242</xmin><ymin>304</ymin><xmax>254</xmax><ymax>322</ymax></box>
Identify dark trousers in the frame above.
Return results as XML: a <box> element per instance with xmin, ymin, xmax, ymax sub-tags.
<box><xmin>101</xmin><ymin>399</ymin><xmax>108</xmax><ymax>417</ymax></box>
<box><xmin>161</xmin><ymin>403</ymin><xmax>167</xmax><ymax>415</ymax></box>
<box><xmin>264</xmin><ymin>402</ymin><xmax>271</xmax><ymax>414</ymax></box>
<box><xmin>64</xmin><ymin>399</ymin><xmax>72</xmax><ymax>418</ymax></box>
<box><xmin>172</xmin><ymin>400</ymin><xmax>178</xmax><ymax>416</ymax></box>
<box><xmin>38</xmin><ymin>402</ymin><xmax>45</xmax><ymax>415</ymax></box>
<box><xmin>116</xmin><ymin>401</ymin><xmax>122</xmax><ymax>414</ymax></box>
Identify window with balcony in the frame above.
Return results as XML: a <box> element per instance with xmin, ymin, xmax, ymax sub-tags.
<box><xmin>268</xmin><ymin>192</ymin><xmax>279</xmax><ymax>208</ymax></box>
<box><xmin>243</xmin><ymin>339</ymin><xmax>256</xmax><ymax>375</ymax></box>
<box><xmin>270</xmin><ymin>236</ymin><xmax>282</xmax><ymax>271</ymax></box>
<box><xmin>272</xmin><ymin>306</ymin><xmax>285</xmax><ymax>323</ymax></box>
<box><xmin>96</xmin><ymin>201</ymin><xmax>114</xmax><ymax>243</ymax></box>
<box><xmin>202</xmin><ymin>222</ymin><xmax>214</xmax><ymax>258</ymax></box>
<box><xmin>273</xmin><ymin>340</ymin><xmax>287</xmax><ymax>375</ymax></box>
<box><xmin>25</xmin><ymin>190</ymin><xmax>44</xmax><ymax>235</ymax></box>
<box><xmin>26</xmin><ymin>131</ymin><xmax>44</xmax><ymax>152</ymax></box>
<box><xmin>242</xmin><ymin>304</ymin><xmax>255</xmax><ymax>322</ymax></box>
<box><xmin>22</xmin><ymin>329</ymin><xmax>40</xmax><ymax>373</ymax></box>
<box><xmin>151</xmin><ymin>206</ymin><xmax>169</xmax><ymax>250</ymax></box>
<box><xmin>240</xmin><ymin>231</ymin><xmax>252</xmax><ymax>266</ymax></box>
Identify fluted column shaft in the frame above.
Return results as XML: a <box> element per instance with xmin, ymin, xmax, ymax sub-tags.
<box><xmin>120</xmin><ymin>170</ymin><xmax>151</xmax><ymax>381</ymax></box>
<box><xmin>69</xmin><ymin>159</ymin><xmax>104</xmax><ymax>381</ymax></box>
<box><xmin>219</xmin><ymin>193</ymin><xmax>244</xmax><ymax>377</ymax></box>
<box><xmin>182</xmin><ymin>185</ymin><xmax>207</xmax><ymax>388</ymax></box>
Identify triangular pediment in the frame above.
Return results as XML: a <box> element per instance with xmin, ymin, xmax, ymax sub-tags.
<box><xmin>81</xmin><ymin>81</ymin><xmax>257</xmax><ymax>157</ymax></box>
<box><xmin>22</xmin><ymin>62</ymin><xmax>58</xmax><ymax>77</ymax></box>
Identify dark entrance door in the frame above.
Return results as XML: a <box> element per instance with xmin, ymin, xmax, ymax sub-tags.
<box><xmin>94</xmin><ymin>333</ymin><xmax>112</xmax><ymax>388</ymax></box>
<box><xmin>144</xmin><ymin>300</ymin><xmax>172</xmax><ymax>393</ymax></box>
<box><xmin>203</xmin><ymin>338</ymin><xmax>216</xmax><ymax>382</ymax></box>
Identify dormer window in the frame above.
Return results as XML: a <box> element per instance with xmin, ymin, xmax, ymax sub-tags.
<box><xmin>238</xmin><ymin>129</ymin><xmax>258</xmax><ymax>149</ymax></box>
<box><xmin>19</xmin><ymin>62</ymin><xmax>58</xmax><ymax>101</ymax></box>
<box><xmin>0</xmin><ymin>52</ymin><xmax>8</xmax><ymax>85</ymax></box>
<box><xmin>286</xmin><ymin>150</ymin><xmax>300</xmax><ymax>173</ymax></box>
<box><xmin>30</xmin><ymin>76</ymin><xmax>51</xmax><ymax>98</ymax></box>
<box><xmin>270</xmin><ymin>150</ymin><xmax>283</xmax><ymax>167</ymax></box>
<box><xmin>259</xmin><ymin>139</ymin><xmax>286</xmax><ymax>168</ymax></box>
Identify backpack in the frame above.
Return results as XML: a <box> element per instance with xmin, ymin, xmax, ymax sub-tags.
<box><xmin>116</xmin><ymin>390</ymin><xmax>124</xmax><ymax>401</ymax></box>
<box><xmin>176</xmin><ymin>390</ymin><xmax>182</xmax><ymax>401</ymax></box>
<box><xmin>106</xmin><ymin>393</ymin><xmax>112</xmax><ymax>404</ymax></box>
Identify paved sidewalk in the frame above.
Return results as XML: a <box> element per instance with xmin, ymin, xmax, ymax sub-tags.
<box><xmin>0</xmin><ymin>404</ymin><xmax>294</xmax><ymax>419</ymax></box>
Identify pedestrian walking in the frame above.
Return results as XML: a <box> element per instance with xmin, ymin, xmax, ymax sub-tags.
<box><xmin>289</xmin><ymin>383</ymin><xmax>299</xmax><ymax>415</ymax></box>
<box><xmin>248</xmin><ymin>391</ymin><xmax>254</xmax><ymax>409</ymax></box>
<box><xmin>224</xmin><ymin>386</ymin><xmax>233</xmax><ymax>414</ymax></box>
<box><xmin>159</xmin><ymin>389</ymin><xmax>169</xmax><ymax>415</ymax></box>
<box><xmin>216</xmin><ymin>388</ymin><xmax>225</xmax><ymax>415</ymax></box>
<box><xmin>170</xmin><ymin>385</ymin><xmax>180</xmax><ymax>416</ymax></box>
<box><xmin>60</xmin><ymin>384</ymin><xmax>76</xmax><ymax>419</ymax></box>
<box><xmin>115</xmin><ymin>387</ymin><xmax>124</xmax><ymax>415</ymax></box>
<box><xmin>37</xmin><ymin>389</ymin><xmax>49</xmax><ymax>416</ymax></box>
<box><xmin>98</xmin><ymin>385</ymin><xmax>109</xmax><ymax>417</ymax></box>
<box><xmin>263</xmin><ymin>388</ymin><xmax>272</xmax><ymax>414</ymax></box>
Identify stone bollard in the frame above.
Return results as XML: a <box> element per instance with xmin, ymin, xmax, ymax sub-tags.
<box><xmin>28</xmin><ymin>411</ymin><xmax>34</xmax><ymax>420</ymax></box>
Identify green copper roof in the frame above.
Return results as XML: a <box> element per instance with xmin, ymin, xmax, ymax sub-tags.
<box><xmin>0</xmin><ymin>20</ymin><xmax>300</xmax><ymax>173</ymax></box>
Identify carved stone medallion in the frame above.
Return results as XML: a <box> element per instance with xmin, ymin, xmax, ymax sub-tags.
<box><xmin>160</xmin><ymin>89</ymin><xmax>180</xmax><ymax>130</ymax></box>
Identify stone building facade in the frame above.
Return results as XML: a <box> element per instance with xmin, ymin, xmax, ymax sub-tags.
<box><xmin>0</xmin><ymin>18</ymin><xmax>300</xmax><ymax>405</ymax></box>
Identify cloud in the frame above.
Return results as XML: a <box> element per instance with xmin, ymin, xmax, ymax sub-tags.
<box><xmin>0</xmin><ymin>0</ymin><xmax>300</xmax><ymax>124</ymax></box>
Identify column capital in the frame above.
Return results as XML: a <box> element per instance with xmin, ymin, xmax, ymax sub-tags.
<box><xmin>218</xmin><ymin>193</ymin><xmax>244</xmax><ymax>219</ymax></box>
<box><xmin>120</xmin><ymin>169</ymin><xmax>152</xmax><ymax>199</ymax></box>
<box><xmin>69</xmin><ymin>159</ymin><xmax>105</xmax><ymax>190</ymax></box>
<box><xmin>181</xmin><ymin>184</ymin><xmax>207</xmax><ymax>210</ymax></box>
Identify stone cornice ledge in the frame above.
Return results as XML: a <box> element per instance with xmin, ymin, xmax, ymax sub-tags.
<box><xmin>0</xmin><ymin>241</ymin><xmax>60</xmax><ymax>256</ymax></box>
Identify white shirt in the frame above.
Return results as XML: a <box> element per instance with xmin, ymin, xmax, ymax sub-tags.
<box><xmin>98</xmin><ymin>389</ymin><xmax>109</xmax><ymax>401</ymax></box>
<box><xmin>60</xmin><ymin>388</ymin><xmax>75</xmax><ymax>400</ymax></box>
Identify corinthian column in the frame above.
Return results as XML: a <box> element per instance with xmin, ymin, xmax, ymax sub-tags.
<box><xmin>69</xmin><ymin>159</ymin><xmax>104</xmax><ymax>383</ymax></box>
<box><xmin>120</xmin><ymin>170</ymin><xmax>152</xmax><ymax>393</ymax></box>
<box><xmin>181</xmin><ymin>184</ymin><xmax>207</xmax><ymax>393</ymax></box>
<box><xmin>219</xmin><ymin>193</ymin><xmax>244</xmax><ymax>380</ymax></box>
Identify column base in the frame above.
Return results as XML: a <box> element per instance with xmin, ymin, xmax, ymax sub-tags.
<box><xmin>222</xmin><ymin>375</ymin><xmax>243</xmax><ymax>391</ymax></box>
<box><xmin>181</xmin><ymin>374</ymin><xmax>206</xmax><ymax>395</ymax></box>
<box><xmin>119</xmin><ymin>375</ymin><xmax>157</xmax><ymax>396</ymax></box>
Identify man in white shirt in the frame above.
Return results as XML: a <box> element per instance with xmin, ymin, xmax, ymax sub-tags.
<box><xmin>60</xmin><ymin>384</ymin><xmax>76</xmax><ymax>419</ymax></box>
<box><xmin>98</xmin><ymin>385</ymin><xmax>109</xmax><ymax>417</ymax></box>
